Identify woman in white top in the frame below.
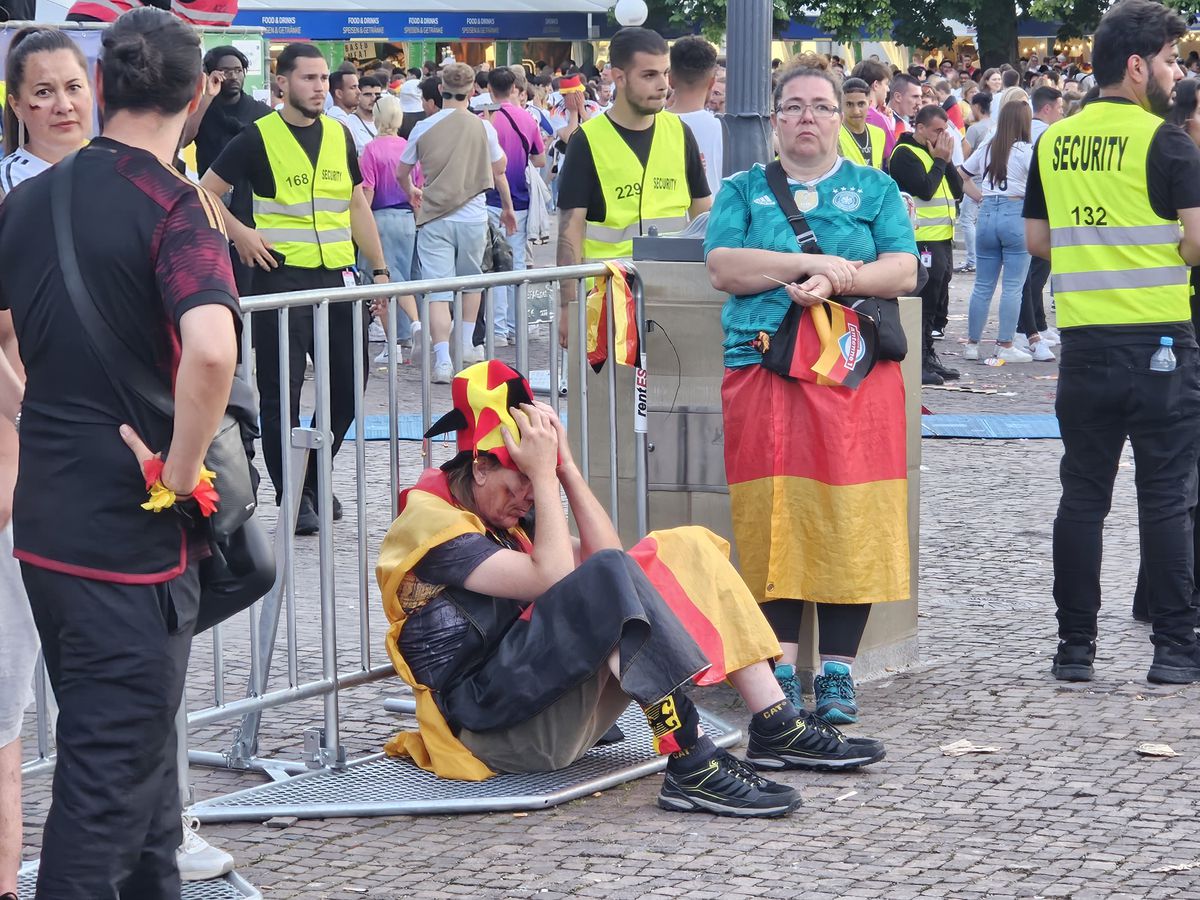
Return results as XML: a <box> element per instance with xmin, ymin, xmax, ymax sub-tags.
<box><xmin>0</xmin><ymin>27</ymin><xmax>92</xmax><ymax>196</ymax></box>
<box><xmin>0</xmin><ymin>26</ymin><xmax>90</xmax><ymax>900</ymax></box>
<box><xmin>958</xmin><ymin>94</ymin><xmax>1050</xmax><ymax>363</ymax></box>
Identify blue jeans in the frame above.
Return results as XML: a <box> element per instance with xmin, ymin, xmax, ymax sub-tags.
<box><xmin>967</xmin><ymin>197</ymin><xmax>1031</xmax><ymax>344</ymax></box>
<box><xmin>370</xmin><ymin>206</ymin><xmax>416</xmax><ymax>340</ymax></box>
<box><xmin>487</xmin><ymin>206</ymin><xmax>529</xmax><ymax>337</ymax></box>
<box><xmin>959</xmin><ymin>194</ymin><xmax>979</xmax><ymax>267</ymax></box>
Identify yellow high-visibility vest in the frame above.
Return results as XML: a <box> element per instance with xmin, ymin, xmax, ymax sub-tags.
<box><xmin>889</xmin><ymin>140</ymin><xmax>956</xmax><ymax>242</ymax></box>
<box><xmin>1037</xmin><ymin>100</ymin><xmax>1190</xmax><ymax>328</ymax></box>
<box><xmin>252</xmin><ymin>112</ymin><xmax>354</xmax><ymax>270</ymax></box>
<box><xmin>581</xmin><ymin>111</ymin><xmax>693</xmax><ymax>260</ymax></box>
<box><xmin>839</xmin><ymin>123</ymin><xmax>886</xmax><ymax>170</ymax></box>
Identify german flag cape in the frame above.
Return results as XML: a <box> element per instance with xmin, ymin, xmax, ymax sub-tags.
<box><xmin>586</xmin><ymin>261</ymin><xmax>639</xmax><ymax>372</ymax></box>
<box><xmin>722</xmin><ymin>363</ymin><xmax>909</xmax><ymax>605</ymax></box>
<box><xmin>379</xmin><ymin>473</ymin><xmax>778</xmax><ymax>780</ymax></box>
<box><xmin>377</xmin><ymin>470</ymin><xmax>532</xmax><ymax>781</ymax></box>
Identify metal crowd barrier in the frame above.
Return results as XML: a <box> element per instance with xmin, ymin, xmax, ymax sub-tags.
<box><xmin>20</xmin><ymin>261</ymin><xmax>650</xmax><ymax>812</ymax></box>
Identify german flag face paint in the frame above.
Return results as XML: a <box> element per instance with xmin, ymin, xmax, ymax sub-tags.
<box><xmin>424</xmin><ymin>361</ymin><xmax>534</xmax><ymax>470</ymax></box>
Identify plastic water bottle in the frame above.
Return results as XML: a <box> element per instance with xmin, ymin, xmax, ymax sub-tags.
<box><xmin>1150</xmin><ymin>336</ymin><xmax>1177</xmax><ymax>372</ymax></box>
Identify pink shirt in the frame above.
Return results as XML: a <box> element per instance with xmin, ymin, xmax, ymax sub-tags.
<box><xmin>868</xmin><ymin>107</ymin><xmax>907</xmax><ymax>162</ymax></box>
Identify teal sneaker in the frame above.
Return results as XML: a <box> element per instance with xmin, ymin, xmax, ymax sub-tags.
<box><xmin>814</xmin><ymin>661</ymin><xmax>858</xmax><ymax>724</ymax></box>
<box><xmin>774</xmin><ymin>664</ymin><xmax>802</xmax><ymax>711</ymax></box>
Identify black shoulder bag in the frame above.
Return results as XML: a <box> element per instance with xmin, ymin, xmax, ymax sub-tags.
<box><xmin>51</xmin><ymin>151</ymin><xmax>274</xmax><ymax>630</ymax></box>
<box><xmin>762</xmin><ymin>160</ymin><xmax>908</xmax><ymax>363</ymax></box>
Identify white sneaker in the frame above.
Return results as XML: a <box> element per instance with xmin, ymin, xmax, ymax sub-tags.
<box><xmin>432</xmin><ymin>361</ymin><xmax>453</xmax><ymax>384</ymax></box>
<box><xmin>963</xmin><ymin>343</ymin><xmax>980</xmax><ymax>361</ymax></box>
<box><xmin>1030</xmin><ymin>340</ymin><xmax>1056</xmax><ymax>362</ymax></box>
<box><xmin>1039</xmin><ymin>328</ymin><xmax>1061</xmax><ymax>346</ymax></box>
<box><xmin>177</xmin><ymin>814</ymin><xmax>234</xmax><ymax>881</ymax></box>
<box><xmin>368</xmin><ymin>320</ymin><xmax>387</xmax><ymax>343</ymax></box>
<box><xmin>493</xmin><ymin>334</ymin><xmax>510</xmax><ymax>347</ymax></box>
<box><xmin>1012</xmin><ymin>333</ymin><xmax>1030</xmax><ymax>351</ymax></box>
<box><xmin>996</xmin><ymin>345</ymin><xmax>1034</xmax><ymax>363</ymax></box>
<box><xmin>374</xmin><ymin>344</ymin><xmax>404</xmax><ymax>365</ymax></box>
<box><xmin>462</xmin><ymin>344</ymin><xmax>485</xmax><ymax>364</ymax></box>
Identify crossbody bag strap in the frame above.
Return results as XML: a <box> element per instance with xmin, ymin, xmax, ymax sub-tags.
<box><xmin>50</xmin><ymin>151</ymin><xmax>176</xmax><ymax>421</ymax></box>
<box><xmin>764</xmin><ymin>159</ymin><xmax>822</xmax><ymax>254</ymax></box>
<box><xmin>498</xmin><ymin>105</ymin><xmax>532</xmax><ymax>159</ymax></box>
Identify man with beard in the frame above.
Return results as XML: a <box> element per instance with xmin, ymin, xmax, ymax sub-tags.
<box><xmin>1023</xmin><ymin>0</ymin><xmax>1200</xmax><ymax>685</ymax></box>
<box><xmin>202</xmin><ymin>43</ymin><xmax>390</xmax><ymax>536</ymax></box>
<box><xmin>554</xmin><ymin>27</ymin><xmax>712</xmax><ymax>348</ymax></box>
<box><xmin>185</xmin><ymin>46</ymin><xmax>272</xmax><ymax>292</ymax></box>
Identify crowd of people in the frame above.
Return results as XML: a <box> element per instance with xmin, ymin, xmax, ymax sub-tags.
<box><xmin>4</xmin><ymin>0</ymin><xmax>1200</xmax><ymax>894</ymax></box>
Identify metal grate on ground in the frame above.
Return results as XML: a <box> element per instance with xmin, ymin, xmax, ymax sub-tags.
<box><xmin>190</xmin><ymin>705</ymin><xmax>741</xmax><ymax>822</ymax></box>
<box><xmin>17</xmin><ymin>863</ymin><xmax>260</xmax><ymax>899</ymax></box>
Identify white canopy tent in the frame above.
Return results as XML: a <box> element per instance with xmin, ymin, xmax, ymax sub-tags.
<box><xmin>236</xmin><ymin>0</ymin><xmax>614</xmax><ymax>12</ymax></box>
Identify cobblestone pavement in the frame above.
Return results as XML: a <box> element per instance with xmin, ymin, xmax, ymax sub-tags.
<box><xmin>22</xmin><ymin>263</ymin><xmax>1199</xmax><ymax>900</ymax></box>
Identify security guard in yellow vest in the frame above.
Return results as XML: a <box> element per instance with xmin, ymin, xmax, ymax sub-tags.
<box><xmin>839</xmin><ymin>77</ymin><xmax>886</xmax><ymax>170</ymax></box>
<box><xmin>555</xmin><ymin>26</ymin><xmax>713</xmax><ymax>348</ymax></box>
<box><xmin>1023</xmin><ymin>0</ymin><xmax>1200</xmax><ymax>685</ymax></box>
<box><xmin>201</xmin><ymin>42</ymin><xmax>390</xmax><ymax>535</ymax></box>
<box><xmin>889</xmin><ymin>104</ymin><xmax>963</xmax><ymax>384</ymax></box>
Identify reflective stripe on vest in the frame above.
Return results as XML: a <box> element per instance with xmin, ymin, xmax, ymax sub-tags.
<box><xmin>252</xmin><ymin>113</ymin><xmax>355</xmax><ymax>270</ymax></box>
<box><xmin>1037</xmin><ymin>101</ymin><xmax>1190</xmax><ymax>328</ymax></box>
<box><xmin>66</xmin><ymin>0</ymin><xmax>136</xmax><ymax>20</ymax></box>
<box><xmin>838</xmin><ymin>124</ymin><xmax>886</xmax><ymax>170</ymax></box>
<box><xmin>889</xmin><ymin>141</ymin><xmax>955</xmax><ymax>241</ymax></box>
<box><xmin>170</xmin><ymin>0</ymin><xmax>238</xmax><ymax>24</ymax></box>
<box><xmin>581</xmin><ymin>111</ymin><xmax>693</xmax><ymax>261</ymax></box>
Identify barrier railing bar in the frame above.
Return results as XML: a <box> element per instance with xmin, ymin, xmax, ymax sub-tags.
<box><xmin>515</xmin><ymin>282</ymin><xmax>529</xmax><ymax>377</ymax></box>
<box><xmin>420</xmin><ymin>294</ymin><xmax>433</xmax><ymax>465</ymax></box>
<box><xmin>483</xmin><ymin>286</ymin><xmax>495</xmax><ymax>362</ymax></box>
<box><xmin>633</xmin><ymin>275</ymin><xmax>650</xmax><ymax>537</ymax></box>
<box><xmin>278</xmin><ymin>306</ymin><xmax>298</xmax><ymax>690</ymax></box>
<box><xmin>605</xmin><ymin>278</ymin><xmax>619</xmax><ymax>531</ymax></box>
<box><xmin>239</xmin><ymin>263</ymin><xmax>617</xmax><ymax>312</ymax></box>
<box><xmin>576</xmin><ymin>278</ymin><xmax>589</xmax><ymax>480</ymax></box>
<box><xmin>451</xmin><ymin>291</ymin><xmax>463</xmax><ymax>377</ymax></box>
<box><xmin>386</xmin><ymin>298</ymin><xmax>400</xmax><ymax>522</ymax></box>
<box><xmin>312</xmin><ymin>298</ymin><xmax>344</xmax><ymax>768</ymax></box>
<box><xmin>352</xmin><ymin>304</ymin><xmax>370</xmax><ymax>671</ymax></box>
<box><xmin>548</xmin><ymin>292</ymin><xmax>560</xmax><ymax>417</ymax></box>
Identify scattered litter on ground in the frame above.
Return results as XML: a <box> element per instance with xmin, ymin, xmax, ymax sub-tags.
<box><xmin>983</xmin><ymin>357</ymin><xmax>1005</xmax><ymax>367</ymax></box>
<box><xmin>512</xmin><ymin>812</ymin><xmax>530</xmax><ymax>817</ymax></box>
<box><xmin>940</xmin><ymin>739</ymin><xmax>1002</xmax><ymax>756</ymax></box>
<box><xmin>1136</xmin><ymin>742</ymin><xmax>1178</xmax><ymax>758</ymax></box>
<box><xmin>926</xmin><ymin>386</ymin><xmax>1016</xmax><ymax>396</ymax></box>
<box><xmin>1153</xmin><ymin>861</ymin><xmax>1200</xmax><ymax>873</ymax></box>
<box><xmin>1032</xmin><ymin>375</ymin><xmax>1058</xmax><ymax>380</ymax></box>
<box><xmin>833</xmin><ymin>790</ymin><xmax>858</xmax><ymax>802</ymax></box>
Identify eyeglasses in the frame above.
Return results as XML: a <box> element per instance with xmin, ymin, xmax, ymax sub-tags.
<box><xmin>776</xmin><ymin>102</ymin><xmax>840</xmax><ymax>119</ymax></box>
<box><xmin>216</xmin><ymin>66</ymin><xmax>245</xmax><ymax>77</ymax></box>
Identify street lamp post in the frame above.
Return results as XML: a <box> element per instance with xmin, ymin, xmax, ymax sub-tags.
<box><xmin>722</xmin><ymin>0</ymin><xmax>773</xmax><ymax>174</ymax></box>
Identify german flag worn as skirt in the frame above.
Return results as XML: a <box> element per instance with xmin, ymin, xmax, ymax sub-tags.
<box><xmin>721</xmin><ymin>362</ymin><xmax>910</xmax><ymax>605</ymax></box>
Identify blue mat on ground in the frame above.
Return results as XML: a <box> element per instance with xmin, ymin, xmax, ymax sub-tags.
<box><xmin>921</xmin><ymin>414</ymin><xmax>1060</xmax><ymax>439</ymax></box>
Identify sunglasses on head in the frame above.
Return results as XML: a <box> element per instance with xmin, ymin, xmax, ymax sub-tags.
<box><xmin>442</xmin><ymin>91</ymin><xmax>468</xmax><ymax>101</ymax></box>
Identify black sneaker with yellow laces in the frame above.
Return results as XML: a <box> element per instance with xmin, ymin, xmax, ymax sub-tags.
<box><xmin>657</xmin><ymin>749</ymin><xmax>801</xmax><ymax>818</ymax></box>
<box><xmin>746</xmin><ymin>710</ymin><xmax>885</xmax><ymax>771</ymax></box>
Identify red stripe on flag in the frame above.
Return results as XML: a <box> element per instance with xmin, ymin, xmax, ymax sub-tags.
<box><xmin>628</xmin><ymin>537</ymin><xmax>728</xmax><ymax>685</ymax></box>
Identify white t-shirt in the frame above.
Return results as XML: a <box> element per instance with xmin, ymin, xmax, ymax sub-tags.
<box><xmin>962</xmin><ymin>136</ymin><xmax>1033</xmax><ymax>197</ymax></box>
<box><xmin>675</xmin><ymin>108</ymin><xmax>723</xmax><ymax>197</ymax></box>
<box><xmin>401</xmin><ymin>107</ymin><xmax>504</xmax><ymax>223</ymax></box>
<box><xmin>0</xmin><ymin>147</ymin><xmax>51</xmax><ymax>194</ymax></box>
<box><xmin>327</xmin><ymin>107</ymin><xmax>376</xmax><ymax>156</ymax></box>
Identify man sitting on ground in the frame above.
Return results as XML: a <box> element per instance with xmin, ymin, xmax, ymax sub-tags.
<box><xmin>377</xmin><ymin>361</ymin><xmax>886</xmax><ymax>817</ymax></box>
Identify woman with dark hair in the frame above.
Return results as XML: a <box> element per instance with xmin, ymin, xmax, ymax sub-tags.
<box><xmin>0</xmin><ymin>8</ymin><xmax>240</xmax><ymax>896</ymax></box>
<box><xmin>960</xmin><ymin>93</ymin><xmax>1048</xmax><ymax>362</ymax></box>
<box><xmin>705</xmin><ymin>67</ymin><xmax>918</xmax><ymax>724</ymax></box>
<box><xmin>0</xmin><ymin>26</ymin><xmax>91</xmax><ymax>195</ymax></box>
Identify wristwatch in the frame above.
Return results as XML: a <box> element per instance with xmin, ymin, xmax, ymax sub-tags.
<box><xmin>372</xmin><ymin>267</ymin><xmax>391</xmax><ymax>278</ymax></box>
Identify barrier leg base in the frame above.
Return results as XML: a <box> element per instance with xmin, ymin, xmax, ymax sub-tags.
<box><xmin>17</xmin><ymin>861</ymin><xmax>261</xmax><ymax>899</ymax></box>
<box><xmin>187</xmin><ymin>704</ymin><xmax>742</xmax><ymax>823</ymax></box>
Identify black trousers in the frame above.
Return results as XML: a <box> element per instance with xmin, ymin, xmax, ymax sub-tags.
<box><xmin>1019</xmin><ymin>254</ymin><xmax>1051</xmax><ymax>337</ymax></box>
<box><xmin>761</xmin><ymin>600</ymin><xmax>872</xmax><ymax>659</ymax></box>
<box><xmin>253</xmin><ymin>302</ymin><xmax>368</xmax><ymax>499</ymax></box>
<box><xmin>1054</xmin><ymin>343</ymin><xmax>1200</xmax><ymax>648</ymax></box>
<box><xmin>22</xmin><ymin>562</ymin><xmax>200</xmax><ymax>900</ymax></box>
<box><xmin>919</xmin><ymin>240</ymin><xmax>954</xmax><ymax>352</ymax></box>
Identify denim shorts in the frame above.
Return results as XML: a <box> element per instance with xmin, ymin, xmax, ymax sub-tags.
<box><xmin>416</xmin><ymin>217</ymin><xmax>487</xmax><ymax>302</ymax></box>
